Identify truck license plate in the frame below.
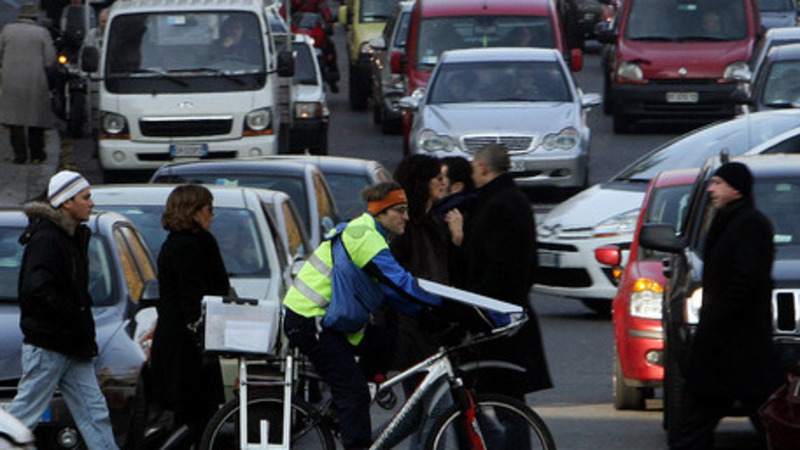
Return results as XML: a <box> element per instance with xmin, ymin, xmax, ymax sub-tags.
<box><xmin>170</xmin><ymin>143</ymin><xmax>208</xmax><ymax>158</ymax></box>
<box><xmin>538</xmin><ymin>251</ymin><xmax>560</xmax><ymax>268</ymax></box>
<box><xmin>666</xmin><ymin>92</ymin><xmax>699</xmax><ymax>103</ymax></box>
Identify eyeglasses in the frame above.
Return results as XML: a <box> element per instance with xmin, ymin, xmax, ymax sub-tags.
<box><xmin>389</xmin><ymin>205</ymin><xmax>408</xmax><ymax>215</ymax></box>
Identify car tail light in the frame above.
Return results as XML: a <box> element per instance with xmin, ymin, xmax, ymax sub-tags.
<box><xmin>630</xmin><ymin>278</ymin><xmax>663</xmax><ymax>319</ymax></box>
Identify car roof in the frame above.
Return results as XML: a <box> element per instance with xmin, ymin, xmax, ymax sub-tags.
<box><xmin>708</xmin><ymin>154</ymin><xmax>800</xmax><ymax>178</ymax></box>
<box><xmin>111</xmin><ymin>0</ymin><xmax>264</xmax><ymax>14</ymax></box>
<box><xmin>154</xmin><ymin>158</ymin><xmax>315</xmax><ymax>177</ymax></box>
<box><xmin>766</xmin><ymin>42</ymin><xmax>800</xmax><ymax>60</ymax></box>
<box><xmin>92</xmin><ymin>184</ymin><xmax>286</xmax><ymax>208</ymax></box>
<box><xmin>651</xmin><ymin>167</ymin><xmax>700</xmax><ymax>188</ymax></box>
<box><xmin>440</xmin><ymin>47</ymin><xmax>560</xmax><ymax>63</ymax></box>
<box><xmin>420</xmin><ymin>0</ymin><xmax>554</xmax><ymax>16</ymax></box>
<box><xmin>764</xmin><ymin>26</ymin><xmax>800</xmax><ymax>41</ymax></box>
<box><xmin>258</xmin><ymin>155</ymin><xmax>380</xmax><ymax>175</ymax></box>
<box><xmin>0</xmin><ymin>208</ymin><xmax>133</xmax><ymax>234</ymax></box>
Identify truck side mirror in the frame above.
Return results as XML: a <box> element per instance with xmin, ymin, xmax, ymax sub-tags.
<box><xmin>390</xmin><ymin>51</ymin><xmax>403</xmax><ymax>74</ymax></box>
<box><xmin>81</xmin><ymin>45</ymin><xmax>99</xmax><ymax>73</ymax></box>
<box><xmin>277</xmin><ymin>49</ymin><xmax>294</xmax><ymax>78</ymax></box>
<box><xmin>639</xmin><ymin>223</ymin><xmax>684</xmax><ymax>253</ymax></box>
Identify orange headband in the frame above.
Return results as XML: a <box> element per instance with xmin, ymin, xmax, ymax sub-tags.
<box><xmin>368</xmin><ymin>189</ymin><xmax>407</xmax><ymax>215</ymax></box>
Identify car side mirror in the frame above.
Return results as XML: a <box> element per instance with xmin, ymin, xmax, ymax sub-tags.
<box><xmin>390</xmin><ymin>51</ymin><xmax>403</xmax><ymax>74</ymax></box>
<box><xmin>398</xmin><ymin>95</ymin><xmax>420</xmax><ymax>111</ymax></box>
<box><xmin>639</xmin><ymin>223</ymin><xmax>684</xmax><ymax>253</ymax></box>
<box><xmin>277</xmin><ymin>49</ymin><xmax>294</xmax><ymax>77</ymax></box>
<box><xmin>581</xmin><ymin>92</ymin><xmax>602</xmax><ymax>108</ymax></box>
<box><xmin>81</xmin><ymin>45</ymin><xmax>99</xmax><ymax>73</ymax></box>
<box><xmin>369</xmin><ymin>36</ymin><xmax>387</xmax><ymax>51</ymax></box>
<box><xmin>139</xmin><ymin>278</ymin><xmax>159</xmax><ymax>309</ymax></box>
<box><xmin>570</xmin><ymin>49</ymin><xmax>583</xmax><ymax>72</ymax></box>
<box><xmin>594</xmin><ymin>245</ymin><xmax>622</xmax><ymax>266</ymax></box>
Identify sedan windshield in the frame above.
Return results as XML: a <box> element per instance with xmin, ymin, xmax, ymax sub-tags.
<box><xmin>625</xmin><ymin>0</ymin><xmax>747</xmax><ymax>42</ymax></box>
<box><xmin>761</xmin><ymin>61</ymin><xmax>800</xmax><ymax>108</ymax></box>
<box><xmin>428</xmin><ymin>61</ymin><xmax>570</xmax><ymax>104</ymax></box>
<box><xmin>416</xmin><ymin>16</ymin><xmax>555</xmax><ymax>68</ymax></box>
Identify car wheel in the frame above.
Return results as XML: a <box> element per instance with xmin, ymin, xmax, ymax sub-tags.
<box><xmin>664</xmin><ymin>325</ymin><xmax>688</xmax><ymax>445</ymax></box>
<box><xmin>614</xmin><ymin>350</ymin><xmax>646</xmax><ymax>410</ymax></box>
<box><xmin>580</xmin><ymin>299</ymin><xmax>611</xmax><ymax>316</ymax></box>
<box><xmin>613</xmin><ymin>114</ymin><xmax>632</xmax><ymax>134</ymax></box>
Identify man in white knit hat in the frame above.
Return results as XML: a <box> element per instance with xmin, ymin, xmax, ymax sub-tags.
<box><xmin>6</xmin><ymin>171</ymin><xmax>118</xmax><ymax>450</ymax></box>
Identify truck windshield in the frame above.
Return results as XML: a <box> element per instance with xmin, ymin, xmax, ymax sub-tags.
<box><xmin>625</xmin><ymin>0</ymin><xmax>748</xmax><ymax>42</ymax></box>
<box><xmin>105</xmin><ymin>11</ymin><xmax>267</xmax><ymax>93</ymax></box>
<box><xmin>416</xmin><ymin>16</ymin><xmax>555</xmax><ymax>69</ymax></box>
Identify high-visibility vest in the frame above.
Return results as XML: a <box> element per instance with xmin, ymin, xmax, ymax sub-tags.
<box><xmin>283</xmin><ymin>213</ymin><xmax>387</xmax><ymax>342</ymax></box>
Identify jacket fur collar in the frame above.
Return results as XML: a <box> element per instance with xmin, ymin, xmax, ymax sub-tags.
<box><xmin>22</xmin><ymin>201</ymin><xmax>78</xmax><ymax>237</ymax></box>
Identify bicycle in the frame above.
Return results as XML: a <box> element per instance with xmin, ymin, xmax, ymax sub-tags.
<box><xmin>198</xmin><ymin>299</ymin><xmax>556</xmax><ymax>450</ymax></box>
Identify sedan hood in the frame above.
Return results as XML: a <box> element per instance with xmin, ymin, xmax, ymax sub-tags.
<box><xmin>539</xmin><ymin>182</ymin><xmax>648</xmax><ymax>232</ymax></box>
<box><xmin>422</xmin><ymin>103</ymin><xmax>579</xmax><ymax>136</ymax></box>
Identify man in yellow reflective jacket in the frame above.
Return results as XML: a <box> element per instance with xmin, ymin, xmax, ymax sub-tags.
<box><xmin>283</xmin><ymin>181</ymin><xmax>441</xmax><ymax>450</ymax></box>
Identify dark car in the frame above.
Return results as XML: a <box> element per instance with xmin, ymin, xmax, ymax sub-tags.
<box><xmin>735</xmin><ymin>43</ymin><xmax>800</xmax><ymax>113</ymax></box>
<box><xmin>640</xmin><ymin>154</ymin><xmax>800</xmax><ymax>445</ymax></box>
<box><xmin>0</xmin><ymin>209</ymin><xmax>159</xmax><ymax>449</ymax></box>
<box><xmin>150</xmin><ymin>158</ymin><xmax>339</xmax><ymax>247</ymax></box>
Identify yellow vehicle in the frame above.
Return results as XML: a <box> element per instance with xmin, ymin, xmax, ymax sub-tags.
<box><xmin>339</xmin><ymin>0</ymin><xmax>401</xmax><ymax>110</ymax></box>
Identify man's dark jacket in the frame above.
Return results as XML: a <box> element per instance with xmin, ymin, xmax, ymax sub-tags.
<box><xmin>464</xmin><ymin>173</ymin><xmax>552</xmax><ymax>395</ymax></box>
<box><xmin>17</xmin><ymin>202</ymin><xmax>96</xmax><ymax>359</ymax></box>
<box><xmin>688</xmin><ymin>196</ymin><xmax>780</xmax><ymax>400</ymax></box>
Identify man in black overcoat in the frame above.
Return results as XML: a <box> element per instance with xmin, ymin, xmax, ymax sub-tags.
<box><xmin>463</xmin><ymin>144</ymin><xmax>552</xmax><ymax>399</ymax></box>
<box><xmin>673</xmin><ymin>162</ymin><xmax>782</xmax><ymax>449</ymax></box>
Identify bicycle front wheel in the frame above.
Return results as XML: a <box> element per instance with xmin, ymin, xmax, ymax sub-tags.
<box><xmin>425</xmin><ymin>393</ymin><xmax>556</xmax><ymax>450</ymax></box>
<box><xmin>199</xmin><ymin>395</ymin><xmax>336</xmax><ymax>450</ymax></box>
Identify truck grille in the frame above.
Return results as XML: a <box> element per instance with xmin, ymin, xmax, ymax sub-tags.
<box><xmin>773</xmin><ymin>289</ymin><xmax>800</xmax><ymax>334</ymax></box>
<box><xmin>462</xmin><ymin>136</ymin><xmax>533</xmax><ymax>154</ymax></box>
<box><xmin>139</xmin><ymin>117</ymin><xmax>233</xmax><ymax>137</ymax></box>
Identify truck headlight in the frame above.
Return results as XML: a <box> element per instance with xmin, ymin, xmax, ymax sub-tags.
<box><xmin>541</xmin><ymin>127</ymin><xmax>579</xmax><ymax>151</ymax></box>
<box><xmin>617</xmin><ymin>62</ymin><xmax>643</xmax><ymax>82</ymax></box>
<box><xmin>295</xmin><ymin>102</ymin><xmax>322</xmax><ymax>119</ymax></box>
<box><xmin>418</xmin><ymin>129</ymin><xmax>456</xmax><ymax>153</ymax></box>
<box><xmin>723</xmin><ymin>61</ymin><xmax>749</xmax><ymax>81</ymax></box>
<box><xmin>245</xmin><ymin>107</ymin><xmax>273</xmax><ymax>135</ymax></box>
<box><xmin>101</xmin><ymin>112</ymin><xmax>127</xmax><ymax>135</ymax></box>
<box><xmin>685</xmin><ymin>287</ymin><xmax>703</xmax><ymax>324</ymax></box>
<box><xmin>630</xmin><ymin>278</ymin><xmax>663</xmax><ymax>319</ymax></box>
<box><xmin>592</xmin><ymin>209</ymin><xmax>639</xmax><ymax>238</ymax></box>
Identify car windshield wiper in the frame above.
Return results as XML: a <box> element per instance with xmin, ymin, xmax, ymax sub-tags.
<box><xmin>676</xmin><ymin>36</ymin><xmax>728</xmax><ymax>42</ymax></box>
<box><xmin>110</xmin><ymin>68</ymin><xmax>189</xmax><ymax>86</ymax></box>
<box><xmin>178</xmin><ymin>67</ymin><xmax>246</xmax><ymax>85</ymax></box>
<box><xmin>629</xmin><ymin>36</ymin><xmax>676</xmax><ymax>42</ymax></box>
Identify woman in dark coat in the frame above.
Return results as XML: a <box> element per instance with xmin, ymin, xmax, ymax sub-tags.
<box><xmin>151</xmin><ymin>184</ymin><xmax>231</xmax><ymax>448</ymax></box>
<box><xmin>464</xmin><ymin>145</ymin><xmax>552</xmax><ymax>398</ymax></box>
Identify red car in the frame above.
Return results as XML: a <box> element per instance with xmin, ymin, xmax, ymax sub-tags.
<box><xmin>595</xmin><ymin>167</ymin><xmax>698</xmax><ymax>410</ymax></box>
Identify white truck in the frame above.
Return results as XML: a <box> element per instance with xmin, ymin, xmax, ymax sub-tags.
<box><xmin>81</xmin><ymin>0</ymin><xmax>294</xmax><ymax>182</ymax></box>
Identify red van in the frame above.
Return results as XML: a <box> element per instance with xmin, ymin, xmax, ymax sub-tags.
<box><xmin>598</xmin><ymin>0</ymin><xmax>762</xmax><ymax>133</ymax></box>
<box><xmin>398</xmin><ymin>0</ymin><xmax>581</xmax><ymax>145</ymax></box>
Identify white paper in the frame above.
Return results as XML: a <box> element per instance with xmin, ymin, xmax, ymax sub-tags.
<box><xmin>417</xmin><ymin>279</ymin><xmax>523</xmax><ymax>314</ymax></box>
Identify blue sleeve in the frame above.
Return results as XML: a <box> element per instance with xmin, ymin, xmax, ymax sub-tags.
<box><xmin>363</xmin><ymin>249</ymin><xmax>442</xmax><ymax>317</ymax></box>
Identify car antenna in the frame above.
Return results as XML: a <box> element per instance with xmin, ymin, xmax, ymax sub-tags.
<box><xmin>719</xmin><ymin>148</ymin><xmax>730</xmax><ymax>164</ymax></box>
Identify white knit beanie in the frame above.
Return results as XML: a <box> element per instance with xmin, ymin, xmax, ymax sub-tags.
<box><xmin>48</xmin><ymin>171</ymin><xmax>90</xmax><ymax>208</ymax></box>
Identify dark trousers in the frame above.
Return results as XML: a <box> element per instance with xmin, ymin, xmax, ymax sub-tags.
<box><xmin>284</xmin><ymin>309</ymin><xmax>392</xmax><ymax>450</ymax></box>
<box><xmin>9</xmin><ymin>125</ymin><xmax>45</xmax><ymax>162</ymax></box>
<box><xmin>671</xmin><ymin>390</ymin><xmax>768</xmax><ymax>450</ymax></box>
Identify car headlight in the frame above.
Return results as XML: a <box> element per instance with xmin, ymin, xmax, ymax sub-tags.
<box><xmin>723</xmin><ymin>60</ymin><xmax>749</xmax><ymax>81</ymax></box>
<box><xmin>685</xmin><ymin>287</ymin><xmax>703</xmax><ymax>324</ymax></box>
<box><xmin>617</xmin><ymin>61</ymin><xmax>643</xmax><ymax>82</ymax></box>
<box><xmin>630</xmin><ymin>278</ymin><xmax>663</xmax><ymax>319</ymax></box>
<box><xmin>101</xmin><ymin>111</ymin><xmax>127</xmax><ymax>135</ymax></box>
<box><xmin>592</xmin><ymin>209</ymin><xmax>639</xmax><ymax>238</ymax></box>
<box><xmin>418</xmin><ymin>129</ymin><xmax>456</xmax><ymax>153</ymax></box>
<box><xmin>245</xmin><ymin>107</ymin><xmax>273</xmax><ymax>134</ymax></box>
<box><xmin>541</xmin><ymin>127</ymin><xmax>580</xmax><ymax>151</ymax></box>
<box><xmin>295</xmin><ymin>102</ymin><xmax>323</xmax><ymax>119</ymax></box>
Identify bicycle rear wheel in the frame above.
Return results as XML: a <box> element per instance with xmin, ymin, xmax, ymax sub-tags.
<box><xmin>424</xmin><ymin>393</ymin><xmax>556</xmax><ymax>450</ymax></box>
<box><xmin>199</xmin><ymin>395</ymin><xmax>335</xmax><ymax>450</ymax></box>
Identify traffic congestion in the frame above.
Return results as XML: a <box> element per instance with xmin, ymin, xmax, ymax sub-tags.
<box><xmin>2</xmin><ymin>0</ymin><xmax>800</xmax><ymax>448</ymax></box>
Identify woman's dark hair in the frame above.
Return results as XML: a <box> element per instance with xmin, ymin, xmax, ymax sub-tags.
<box><xmin>393</xmin><ymin>154</ymin><xmax>442</xmax><ymax>222</ymax></box>
<box><xmin>441</xmin><ymin>156</ymin><xmax>475</xmax><ymax>193</ymax></box>
<box><xmin>162</xmin><ymin>184</ymin><xmax>213</xmax><ymax>232</ymax></box>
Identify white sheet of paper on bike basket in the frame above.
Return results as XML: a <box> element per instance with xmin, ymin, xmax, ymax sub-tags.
<box><xmin>203</xmin><ymin>296</ymin><xmax>280</xmax><ymax>355</ymax></box>
<box><xmin>417</xmin><ymin>279</ymin><xmax>523</xmax><ymax>315</ymax></box>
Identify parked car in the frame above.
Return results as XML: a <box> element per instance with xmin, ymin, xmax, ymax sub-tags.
<box><xmin>288</xmin><ymin>33</ymin><xmax>330</xmax><ymax>155</ymax></box>
<box><xmin>0</xmin><ymin>209</ymin><xmax>159</xmax><ymax>449</ymax></box>
<box><xmin>400</xmin><ymin>0</ymin><xmax>582</xmax><ymax>149</ymax></box>
<box><xmin>150</xmin><ymin>159</ymin><xmax>339</xmax><ymax>247</ymax></box>
<box><xmin>734</xmin><ymin>43</ymin><xmax>800</xmax><ymax>113</ymax></box>
<box><xmin>368</xmin><ymin>0</ymin><xmax>414</xmax><ymax>134</ymax></box>
<box><xmin>261</xmin><ymin>155</ymin><xmax>392</xmax><ymax>220</ymax></box>
<box><xmin>535</xmin><ymin>109</ymin><xmax>800</xmax><ymax>314</ymax></box>
<box><xmin>758</xmin><ymin>0</ymin><xmax>798</xmax><ymax>30</ymax></box>
<box><xmin>401</xmin><ymin>47</ymin><xmax>600</xmax><ymax>190</ymax></box>
<box><xmin>338</xmin><ymin>0</ymin><xmax>403</xmax><ymax>110</ymax></box>
<box><xmin>639</xmin><ymin>154</ymin><xmax>800</xmax><ymax>445</ymax></box>
<box><xmin>0</xmin><ymin>408</ymin><xmax>35</xmax><ymax>449</ymax></box>
<box><xmin>596</xmin><ymin>0</ymin><xmax>762</xmax><ymax>133</ymax></box>
<box><xmin>595</xmin><ymin>168</ymin><xmax>698</xmax><ymax>410</ymax></box>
